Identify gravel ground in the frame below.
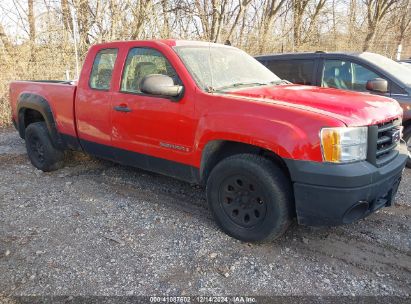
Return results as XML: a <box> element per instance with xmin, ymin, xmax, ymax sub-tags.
<box><xmin>0</xmin><ymin>127</ymin><xmax>410</xmax><ymax>298</ymax></box>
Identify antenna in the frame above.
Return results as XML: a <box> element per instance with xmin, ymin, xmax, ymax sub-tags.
<box><xmin>208</xmin><ymin>41</ymin><xmax>214</xmax><ymax>92</ymax></box>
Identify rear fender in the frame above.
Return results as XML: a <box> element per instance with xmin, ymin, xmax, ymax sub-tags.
<box><xmin>17</xmin><ymin>93</ymin><xmax>63</xmax><ymax>149</ymax></box>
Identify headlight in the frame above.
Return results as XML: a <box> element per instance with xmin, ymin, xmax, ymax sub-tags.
<box><xmin>320</xmin><ymin>127</ymin><xmax>368</xmax><ymax>163</ymax></box>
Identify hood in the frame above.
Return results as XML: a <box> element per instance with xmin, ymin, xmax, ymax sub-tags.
<box><xmin>226</xmin><ymin>85</ymin><xmax>403</xmax><ymax>126</ymax></box>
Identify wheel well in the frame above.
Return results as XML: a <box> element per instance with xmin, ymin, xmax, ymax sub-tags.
<box><xmin>17</xmin><ymin>108</ymin><xmax>46</xmax><ymax>139</ymax></box>
<box><xmin>200</xmin><ymin>140</ymin><xmax>291</xmax><ymax>185</ymax></box>
<box><xmin>23</xmin><ymin>108</ymin><xmax>45</xmax><ymax>128</ymax></box>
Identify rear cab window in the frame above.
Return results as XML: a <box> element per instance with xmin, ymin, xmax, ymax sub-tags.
<box><xmin>89</xmin><ymin>49</ymin><xmax>118</xmax><ymax>90</ymax></box>
<box><xmin>266</xmin><ymin>59</ymin><xmax>315</xmax><ymax>85</ymax></box>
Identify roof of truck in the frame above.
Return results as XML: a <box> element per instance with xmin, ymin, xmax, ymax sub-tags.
<box><xmin>158</xmin><ymin>39</ymin><xmax>230</xmax><ymax>47</ymax></box>
<box><xmin>255</xmin><ymin>51</ymin><xmax>363</xmax><ymax>59</ymax></box>
<box><xmin>93</xmin><ymin>39</ymin><xmax>231</xmax><ymax>49</ymax></box>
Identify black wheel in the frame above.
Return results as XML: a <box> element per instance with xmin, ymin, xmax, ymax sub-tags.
<box><xmin>25</xmin><ymin>122</ymin><xmax>64</xmax><ymax>172</ymax></box>
<box><xmin>404</xmin><ymin>126</ymin><xmax>411</xmax><ymax>168</ymax></box>
<box><xmin>206</xmin><ymin>154</ymin><xmax>293</xmax><ymax>242</ymax></box>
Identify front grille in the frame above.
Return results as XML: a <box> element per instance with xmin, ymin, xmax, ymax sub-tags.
<box><xmin>367</xmin><ymin>118</ymin><xmax>401</xmax><ymax>167</ymax></box>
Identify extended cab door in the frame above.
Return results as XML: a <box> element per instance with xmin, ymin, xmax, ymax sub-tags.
<box><xmin>110</xmin><ymin>46</ymin><xmax>195</xmax><ymax>178</ymax></box>
<box><xmin>75</xmin><ymin>47</ymin><xmax>119</xmax><ymax>159</ymax></box>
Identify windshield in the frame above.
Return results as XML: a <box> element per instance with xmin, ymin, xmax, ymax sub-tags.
<box><xmin>358</xmin><ymin>52</ymin><xmax>411</xmax><ymax>86</ymax></box>
<box><xmin>173</xmin><ymin>45</ymin><xmax>281</xmax><ymax>91</ymax></box>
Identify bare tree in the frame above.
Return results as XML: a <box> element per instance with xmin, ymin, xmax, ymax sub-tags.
<box><xmin>292</xmin><ymin>0</ymin><xmax>309</xmax><ymax>49</ymax></box>
<box><xmin>258</xmin><ymin>0</ymin><xmax>287</xmax><ymax>52</ymax></box>
<box><xmin>395</xmin><ymin>0</ymin><xmax>411</xmax><ymax>49</ymax></box>
<box><xmin>27</xmin><ymin>0</ymin><xmax>35</xmax><ymax>43</ymax></box>
<box><xmin>194</xmin><ymin>0</ymin><xmax>230</xmax><ymax>42</ymax></box>
<box><xmin>74</xmin><ymin>0</ymin><xmax>92</xmax><ymax>53</ymax></box>
<box><xmin>61</xmin><ymin>0</ymin><xmax>73</xmax><ymax>34</ymax></box>
<box><xmin>363</xmin><ymin>0</ymin><xmax>398</xmax><ymax>51</ymax></box>
<box><xmin>347</xmin><ymin>0</ymin><xmax>358</xmax><ymax>48</ymax></box>
<box><xmin>225</xmin><ymin>0</ymin><xmax>252</xmax><ymax>42</ymax></box>
<box><xmin>161</xmin><ymin>0</ymin><xmax>171</xmax><ymax>37</ymax></box>
<box><xmin>293</xmin><ymin>0</ymin><xmax>328</xmax><ymax>50</ymax></box>
<box><xmin>129</xmin><ymin>0</ymin><xmax>153</xmax><ymax>39</ymax></box>
<box><xmin>0</xmin><ymin>23</ymin><xmax>12</xmax><ymax>52</ymax></box>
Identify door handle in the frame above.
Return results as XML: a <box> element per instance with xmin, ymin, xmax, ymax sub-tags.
<box><xmin>114</xmin><ymin>104</ymin><xmax>132</xmax><ymax>112</ymax></box>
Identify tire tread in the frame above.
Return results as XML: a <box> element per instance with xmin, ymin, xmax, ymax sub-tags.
<box><xmin>25</xmin><ymin>122</ymin><xmax>64</xmax><ymax>172</ymax></box>
<box><xmin>206</xmin><ymin>153</ymin><xmax>293</xmax><ymax>242</ymax></box>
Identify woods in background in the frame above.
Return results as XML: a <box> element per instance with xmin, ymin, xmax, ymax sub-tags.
<box><xmin>0</xmin><ymin>0</ymin><xmax>411</xmax><ymax>126</ymax></box>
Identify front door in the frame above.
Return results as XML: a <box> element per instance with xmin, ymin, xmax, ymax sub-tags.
<box><xmin>110</xmin><ymin>47</ymin><xmax>194</xmax><ymax>176</ymax></box>
<box><xmin>320</xmin><ymin>59</ymin><xmax>387</xmax><ymax>93</ymax></box>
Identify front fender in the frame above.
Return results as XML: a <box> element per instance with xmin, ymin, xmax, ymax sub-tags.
<box><xmin>193</xmin><ymin>112</ymin><xmax>329</xmax><ymax>165</ymax></box>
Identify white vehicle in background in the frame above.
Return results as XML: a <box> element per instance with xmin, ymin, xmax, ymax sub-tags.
<box><xmin>399</xmin><ymin>61</ymin><xmax>411</xmax><ymax>69</ymax></box>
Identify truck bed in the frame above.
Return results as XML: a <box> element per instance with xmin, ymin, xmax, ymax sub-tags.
<box><xmin>9</xmin><ymin>80</ymin><xmax>78</xmax><ymax>138</ymax></box>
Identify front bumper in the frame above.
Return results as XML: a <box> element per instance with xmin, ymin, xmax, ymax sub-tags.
<box><xmin>284</xmin><ymin>143</ymin><xmax>408</xmax><ymax>226</ymax></box>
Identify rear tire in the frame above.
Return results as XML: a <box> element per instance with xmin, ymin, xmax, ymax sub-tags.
<box><xmin>25</xmin><ymin>122</ymin><xmax>64</xmax><ymax>172</ymax></box>
<box><xmin>206</xmin><ymin>154</ymin><xmax>293</xmax><ymax>242</ymax></box>
<box><xmin>404</xmin><ymin>126</ymin><xmax>411</xmax><ymax>168</ymax></box>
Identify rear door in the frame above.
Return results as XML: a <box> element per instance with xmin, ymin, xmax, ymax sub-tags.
<box><xmin>264</xmin><ymin>58</ymin><xmax>318</xmax><ymax>86</ymax></box>
<box><xmin>75</xmin><ymin>47</ymin><xmax>118</xmax><ymax>158</ymax></box>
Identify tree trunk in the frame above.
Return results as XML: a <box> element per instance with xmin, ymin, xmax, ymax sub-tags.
<box><xmin>161</xmin><ymin>0</ymin><xmax>171</xmax><ymax>38</ymax></box>
<box><xmin>225</xmin><ymin>0</ymin><xmax>250</xmax><ymax>42</ymax></box>
<box><xmin>61</xmin><ymin>0</ymin><xmax>73</xmax><ymax>33</ymax></box>
<box><xmin>363</xmin><ymin>29</ymin><xmax>375</xmax><ymax>51</ymax></box>
<box><xmin>76</xmin><ymin>0</ymin><xmax>91</xmax><ymax>54</ymax></box>
<box><xmin>258</xmin><ymin>0</ymin><xmax>287</xmax><ymax>53</ymax></box>
<box><xmin>362</xmin><ymin>0</ymin><xmax>397</xmax><ymax>51</ymax></box>
<box><xmin>28</xmin><ymin>0</ymin><xmax>35</xmax><ymax>43</ymax></box>
<box><xmin>301</xmin><ymin>0</ymin><xmax>327</xmax><ymax>45</ymax></box>
<box><xmin>348</xmin><ymin>0</ymin><xmax>357</xmax><ymax>49</ymax></box>
<box><xmin>395</xmin><ymin>0</ymin><xmax>411</xmax><ymax>54</ymax></box>
<box><xmin>292</xmin><ymin>0</ymin><xmax>309</xmax><ymax>50</ymax></box>
<box><xmin>0</xmin><ymin>23</ymin><xmax>12</xmax><ymax>52</ymax></box>
<box><xmin>210</xmin><ymin>0</ymin><xmax>219</xmax><ymax>41</ymax></box>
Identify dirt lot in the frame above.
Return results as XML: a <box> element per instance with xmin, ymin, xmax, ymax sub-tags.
<box><xmin>0</xmin><ymin>126</ymin><xmax>410</xmax><ymax>297</ymax></box>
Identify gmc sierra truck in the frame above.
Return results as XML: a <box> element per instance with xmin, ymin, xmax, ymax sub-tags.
<box><xmin>9</xmin><ymin>40</ymin><xmax>408</xmax><ymax>242</ymax></box>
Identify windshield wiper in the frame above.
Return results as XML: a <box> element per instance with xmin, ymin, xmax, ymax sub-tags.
<box><xmin>211</xmin><ymin>82</ymin><xmax>268</xmax><ymax>92</ymax></box>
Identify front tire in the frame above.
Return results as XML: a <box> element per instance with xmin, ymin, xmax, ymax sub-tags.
<box><xmin>25</xmin><ymin>122</ymin><xmax>64</xmax><ymax>172</ymax></box>
<box><xmin>403</xmin><ymin>126</ymin><xmax>411</xmax><ymax>168</ymax></box>
<box><xmin>206</xmin><ymin>154</ymin><xmax>293</xmax><ymax>242</ymax></box>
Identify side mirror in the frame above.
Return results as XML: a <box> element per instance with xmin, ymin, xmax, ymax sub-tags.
<box><xmin>140</xmin><ymin>74</ymin><xmax>183</xmax><ymax>97</ymax></box>
<box><xmin>366</xmin><ymin>78</ymin><xmax>388</xmax><ymax>93</ymax></box>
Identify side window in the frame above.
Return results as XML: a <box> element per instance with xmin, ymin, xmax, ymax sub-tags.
<box><xmin>267</xmin><ymin>60</ymin><xmax>314</xmax><ymax>85</ymax></box>
<box><xmin>89</xmin><ymin>49</ymin><xmax>118</xmax><ymax>90</ymax></box>
<box><xmin>390</xmin><ymin>82</ymin><xmax>407</xmax><ymax>95</ymax></box>
<box><xmin>121</xmin><ymin>48</ymin><xmax>180</xmax><ymax>93</ymax></box>
<box><xmin>322</xmin><ymin>60</ymin><xmax>353</xmax><ymax>90</ymax></box>
<box><xmin>322</xmin><ymin>60</ymin><xmax>381</xmax><ymax>92</ymax></box>
<box><xmin>351</xmin><ymin>63</ymin><xmax>381</xmax><ymax>91</ymax></box>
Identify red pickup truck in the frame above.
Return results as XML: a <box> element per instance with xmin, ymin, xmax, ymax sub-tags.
<box><xmin>9</xmin><ymin>40</ymin><xmax>408</xmax><ymax>242</ymax></box>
